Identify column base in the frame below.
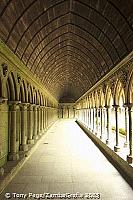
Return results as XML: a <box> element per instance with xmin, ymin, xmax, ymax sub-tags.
<box><xmin>0</xmin><ymin>167</ymin><xmax>4</xmax><ymax>176</ymax></box>
<box><xmin>38</xmin><ymin>131</ymin><xmax>43</xmax><ymax>136</ymax></box>
<box><xmin>19</xmin><ymin>144</ymin><xmax>28</xmax><ymax>152</ymax></box>
<box><xmin>8</xmin><ymin>153</ymin><xmax>19</xmax><ymax>161</ymax></box>
<box><xmin>127</xmin><ymin>155</ymin><xmax>133</xmax><ymax>164</ymax></box>
<box><xmin>114</xmin><ymin>145</ymin><xmax>120</xmax><ymax>152</ymax></box>
<box><xmin>28</xmin><ymin>139</ymin><xmax>35</xmax><ymax>144</ymax></box>
<box><xmin>124</xmin><ymin>142</ymin><xmax>128</xmax><ymax>148</ymax></box>
<box><xmin>106</xmin><ymin>139</ymin><xmax>109</xmax><ymax>144</ymax></box>
<box><xmin>33</xmin><ymin>135</ymin><xmax>38</xmax><ymax>140</ymax></box>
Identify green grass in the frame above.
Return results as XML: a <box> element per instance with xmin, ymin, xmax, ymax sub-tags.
<box><xmin>111</xmin><ymin>126</ymin><xmax>126</xmax><ymax>135</ymax></box>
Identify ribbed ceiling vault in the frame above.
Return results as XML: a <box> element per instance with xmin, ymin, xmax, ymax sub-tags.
<box><xmin>0</xmin><ymin>0</ymin><xmax>133</xmax><ymax>102</ymax></box>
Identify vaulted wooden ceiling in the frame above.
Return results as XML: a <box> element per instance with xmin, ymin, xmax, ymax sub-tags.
<box><xmin>0</xmin><ymin>0</ymin><xmax>133</xmax><ymax>102</ymax></box>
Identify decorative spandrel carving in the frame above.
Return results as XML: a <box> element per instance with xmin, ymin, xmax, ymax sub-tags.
<box><xmin>27</xmin><ymin>82</ymin><xmax>30</xmax><ymax>90</ymax></box>
<box><xmin>17</xmin><ymin>75</ymin><xmax>21</xmax><ymax>85</ymax></box>
<box><xmin>109</xmin><ymin>79</ymin><xmax>116</xmax><ymax>96</ymax></box>
<box><xmin>2</xmin><ymin>63</ymin><xmax>8</xmax><ymax>77</ymax></box>
<box><xmin>119</xmin><ymin>70</ymin><xmax>128</xmax><ymax>90</ymax></box>
<box><xmin>102</xmin><ymin>83</ymin><xmax>107</xmax><ymax>96</ymax></box>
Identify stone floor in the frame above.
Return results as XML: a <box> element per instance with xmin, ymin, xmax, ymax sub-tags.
<box><xmin>0</xmin><ymin>119</ymin><xmax>133</xmax><ymax>200</ymax></box>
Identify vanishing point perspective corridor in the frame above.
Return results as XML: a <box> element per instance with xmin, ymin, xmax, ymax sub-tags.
<box><xmin>0</xmin><ymin>0</ymin><xmax>133</xmax><ymax>199</ymax></box>
<box><xmin>1</xmin><ymin>120</ymin><xmax>133</xmax><ymax>200</ymax></box>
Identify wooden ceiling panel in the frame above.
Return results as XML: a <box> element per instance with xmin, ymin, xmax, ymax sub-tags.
<box><xmin>0</xmin><ymin>0</ymin><xmax>133</xmax><ymax>102</ymax></box>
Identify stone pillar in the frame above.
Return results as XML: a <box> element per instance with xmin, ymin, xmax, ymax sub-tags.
<box><xmin>62</xmin><ymin>107</ymin><xmax>63</xmax><ymax>118</ymax></box>
<box><xmin>103</xmin><ymin>108</ymin><xmax>106</xmax><ymax>133</ymax></box>
<box><xmin>89</xmin><ymin>108</ymin><xmax>92</xmax><ymax>130</ymax></box>
<box><xmin>127</xmin><ymin>104</ymin><xmax>133</xmax><ymax>164</ymax></box>
<box><xmin>124</xmin><ymin>105</ymin><xmax>128</xmax><ymax>147</ymax></box>
<box><xmin>100</xmin><ymin>107</ymin><xmax>103</xmax><ymax>139</ymax></box>
<box><xmin>73</xmin><ymin>108</ymin><xmax>75</xmax><ymax>118</ymax></box>
<box><xmin>87</xmin><ymin>108</ymin><xmax>90</xmax><ymax>127</ymax></box>
<box><xmin>67</xmin><ymin>106</ymin><xmax>70</xmax><ymax>119</ymax></box>
<box><xmin>16</xmin><ymin>105</ymin><xmax>21</xmax><ymax>152</ymax></box>
<box><xmin>37</xmin><ymin>105</ymin><xmax>41</xmax><ymax>136</ymax></box>
<box><xmin>95</xmin><ymin>108</ymin><xmax>98</xmax><ymax>135</ymax></box>
<box><xmin>8</xmin><ymin>101</ymin><xmax>20</xmax><ymax>160</ymax></box>
<box><xmin>45</xmin><ymin>107</ymin><xmax>48</xmax><ymax>128</ymax></box>
<box><xmin>84</xmin><ymin>109</ymin><xmax>85</xmax><ymax>123</ymax></box>
<box><xmin>41</xmin><ymin>106</ymin><xmax>44</xmax><ymax>133</ymax></box>
<box><xmin>86</xmin><ymin>109</ymin><xmax>88</xmax><ymax>126</ymax></box>
<box><xmin>33</xmin><ymin>105</ymin><xmax>38</xmax><ymax>140</ymax></box>
<box><xmin>27</xmin><ymin>104</ymin><xmax>34</xmax><ymax>144</ymax></box>
<box><xmin>113</xmin><ymin>105</ymin><xmax>120</xmax><ymax>152</ymax></box>
<box><xmin>105</xmin><ymin>106</ymin><xmax>110</xmax><ymax>144</ymax></box>
<box><xmin>43</xmin><ymin>106</ymin><xmax>45</xmax><ymax>130</ymax></box>
<box><xmin>20</xmin><ymin>103</ymin><xmax>28</xmax><ymax>152</ymax></box>
<box><xmin>93</xmin><ymin>107</ymin><xmax>95</xmax><ymax>133</ymax></box>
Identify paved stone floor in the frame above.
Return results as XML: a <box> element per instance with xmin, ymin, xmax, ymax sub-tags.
<box><xmin>0</xmin><ymin>119</ymin><xmax>133</xmax><ymax>200</ymax></box>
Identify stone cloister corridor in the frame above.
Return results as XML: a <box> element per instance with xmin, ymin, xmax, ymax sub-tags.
<box><xmin>0</xmin><ymin>120</ymin><xmax>133</xmax><ymax>200</ymax></box>
<box><xmin>0</xmin><ymin>0</ymin><xmax>133</xmax><ymax>199</ymax></box>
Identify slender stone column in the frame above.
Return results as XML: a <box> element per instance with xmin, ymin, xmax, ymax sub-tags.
<box><xmin>95</xmin><ymin>107</ymin><xmax>98</xmax><ymax>135</ymax></box>
<box><xmin>93</xmin><ymin>107</ymin><xmax>95</xmax><ymax>133</ymax></box>
<box><xmin>27</xmin><ymin>104</ymin><xmax>34</xmax><ymax>144</ymax></box>
<box><xmin>123</xmin><ymin>105</ymin><xmax>128</xmax><ymax>147</ymax></box>
<box><xmin>45</xmin><ymin>107</ymin><xmax>48</xmax><ymax>129</ymax></box>
<box><xmin>16</xmin><ymin>105</ymin><xmax>21</xmax><ymax>152</ymax></box>
<box><xmin>20</xmin><ymin>103</ymin><xmax>28</xmax><ymax>152</ymax></box>
<box><xmin>86</xmin><ymin>109</ymin><xmax>88</xmax><ymax>126</ymax></box>
<box><xmin>100</xmin><ymin>106</ymin><xmax>103</xmax><ymax>139</ymax></box>
<box><xmin>8</xmin><ymin>101</ymin><xmax>20</xmax><ymax>160</ymax></box>
<box><xmin>103</xmin><ymin>108</ymin><xmax>106</xmax><ymax>133</ymax></box>
<box><xmin>113</xmin><ymin>105</ymin><xmax>120</xmax><ymax>152</ymax></box>
<box><xmin>127</xmin><ymin>104</ymin><xmax>133</xmax><ymax>164</ymax></box>
<box><xmin>39</xmin><ymin>106</ymin><xmax>42</xmax><ymax>134</ymax></box>
<box><xmin>84</xmin><ymin>109</ymin><xmax>85</xmax><ymax>123</ymax></box>
<box><xmin>73</xmin><ymin>108</ymin><xmax>75</xmax><ymax>118</ymax></box>
<box><xmin>43</xmin><ymin>106</ymin><xmax>45</xmax><ymax>130</ymax></box>
<box><xmin>88</xmin><ymin>108</ymin><xmax>90</xmax><ymax>127</ymax></box>
<box><xmin>62</xmin><ymin>107</ymin><xmax>63</xmax><ymax>118</ymax></box>
<box><xmin>89</xmin><ymin>108</ymin><xmax>92</xmax><ymax>130</ymax></box>
<box><xmin>37</xmin><ymin>105</ymin><xmax>41</xmax><ymax>136</ymax></box>
<box><xmin>68</xmin><ymin>107</ymin><xmax>69</xmax><ymax>118</ymax></box>
<box><xmin>33</xmin><ymin>105</ymin><xmax>38</xmax><ymax>140</ymax></box>
<box><xmin>41</xmin><ymin>106</ymin><xmax>44</xmax><ymax>133</ymax></box>
<box><xmin>105</xmin><ymin>106</ymin><xmax>110</xmax><ymax>144</ymax></box>
<box><xmin>39</xmin><ymin>106</ymin><xmax>44</xmax><ymax>135</ymax></box>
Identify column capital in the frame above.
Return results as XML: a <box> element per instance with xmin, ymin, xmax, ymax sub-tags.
<box><xmin>40</xmin><ymin>105</ymin><xmax>45</xmax><ymax>108</ymax></box>
<box><xmin>36</xmin><ymin>104</ymin><xmax>41</xmax><ymax>108</ymax></box>
<box><xmin>20</xmin><ymin>102</ymin><xmax>30</xmax><ymax>110</ymax></box>
<box><xmin>123</xmin><ymin>103</ymin><xmax>128</xmax><ymax>108</ymax></box>
<box><xmin>112</xmin><ymin>104</ymin><xmax>119</xmax><ymax>108</ymax></box>
<box><xmin>8</xmin><ymin>100</ymin><xmax>21</xmax><ymax>105</ymax></box>
<box><xmin>126</xmin><ymin>103</ymin><xmax>133</xmax><ymax>109</ymax></box>
<box><xmin>32</xmin><ymin>104</ymin><xmax>38</xmax><ymax>111</ymax></box>
<box><xmin>104</xmin><ymin>105</ymin><xmax>110</xmax><ymax>109</ymax></box>
<box><xmin>0</xmin><ymin>97</ymin><xmax>8</xmax><ymax>105</ymax></box>
<box><xmin>27</xmin><ymin>104</ymin><xmax>35</xmax><ymax>111</ymax></box>
<box><xmin>8</xmin><ymin>101</ymin><xmax>21</xmax><ymax>110</ymax></box>
<box><xmin>99</xmin><ymin>106</ymin><xmax>104</xmax><ymax>109</ymax></box>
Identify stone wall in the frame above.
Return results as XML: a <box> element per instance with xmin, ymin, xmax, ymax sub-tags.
<box><xmin>0</xmin><ymin>41</ymin><xmax>59</xmax><ymax>169</ymax></box>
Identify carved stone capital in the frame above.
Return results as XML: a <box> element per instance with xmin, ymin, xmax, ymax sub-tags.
<box><xmin>0</xmin><ymin>97</ymin><xmax>8</xmax><ymax>105</ymax></box>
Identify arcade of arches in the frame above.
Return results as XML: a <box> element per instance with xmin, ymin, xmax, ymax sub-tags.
<box><xmin>0</xmin><ymin>0</ymin><xmax>133</xmax><ymax>189</ymax></box>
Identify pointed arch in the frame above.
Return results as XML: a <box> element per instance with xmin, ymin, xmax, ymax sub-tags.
<box><xmin>127</xmin><ymin>69</ymin><xmax>133</xmax><ymax>104</ymax></box>
<box><xmin>6</xmin><ymin>72</ymin><xmax>17</xmax><ymax>101</ymax></box>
